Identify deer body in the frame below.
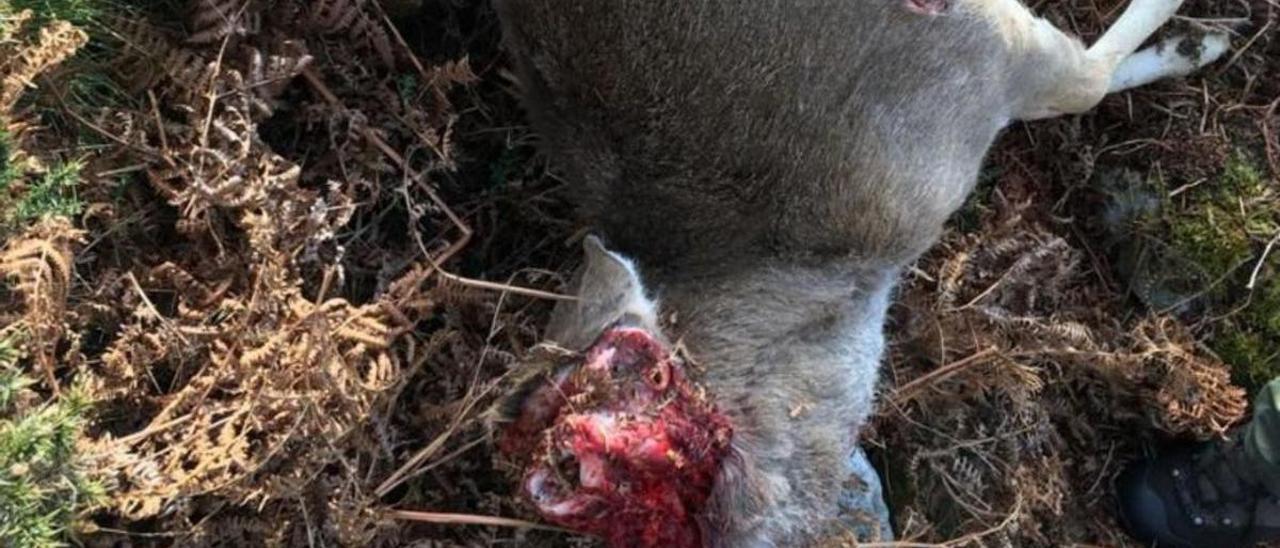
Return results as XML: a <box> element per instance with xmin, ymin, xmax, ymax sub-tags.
<box><xmin>493</xmin><ymin>0</ymin><xmax>1228</xmax><ymax>545</ymax></box>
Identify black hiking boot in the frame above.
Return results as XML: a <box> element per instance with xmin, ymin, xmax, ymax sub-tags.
<box><xmin>1117</xmin><ymin>432</ymin><xmax>1280</xmax><ymax>548</ymax></box>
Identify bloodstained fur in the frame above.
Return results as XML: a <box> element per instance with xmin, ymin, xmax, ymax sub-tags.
<box><xmin>498</xmin><ymin>327</ymin><xmax>733</xmax><ymax>547</ymax></box>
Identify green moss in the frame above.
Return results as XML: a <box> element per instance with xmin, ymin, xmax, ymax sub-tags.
<box><xmin>1163</xmin><ymin>154</ymin><xmax>1280</xmax><ymax>391</ymax></box>
<box><xmin>1230</xmin><ymin>269</ymin><xmax>1280</xmax><ymax>390</ymax></box>
<box><xmin>1216</xmin><ymin>331</ymin><xmax>1280</xmax><ymax>392</ymax></box>
<box><xmin>1167</xmin><ymin>155</ymin><xmax>1274</xmax><ymax>277</ymax></box>
<box><xmin>0</xmin><ymin>335</ymin><xmax>105</xmax><ymax>548</ymax></box>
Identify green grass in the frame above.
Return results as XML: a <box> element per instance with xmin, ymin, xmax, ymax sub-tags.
<box><xmin>0</xmin><ymin>335</ymin><xmax>105</xmax><ymax>548</ymax></box>
<box><xmin>1</xmin><ymin>0</ymin><xmax>186</xmax><ymax>28</ymax></box>
<box><xmin>0</xmin><ymin>156</ymin><xmax>84</xmax><ymax>232</ymax></box>
<box><xmin>0</xmin><ymin>130</ymin><xmax>18</xmax><ymax>192</ymax></box>
<box><xmin>2</xmin><ymin>0</ymin><xmax>146</xmax><ymax>132</ymax></box>
<box><xmin>1165</xmin><ymin>154</ymin><xmax>1280</xmax><ymax>391</ymax></box>
<box><xmin>1</xmin><ymin>0</ymin><xmax>109</xmax><ymax>25</ymax></box>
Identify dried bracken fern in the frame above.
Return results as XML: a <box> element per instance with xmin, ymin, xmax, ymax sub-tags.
<box><xmin>0</xmin><ymin>217</ymin><xmax>85</xmax><ymax>389</ymax></box>
<box><xmin>90</xmin><ymin>285</ymin><xmax>405</xmax><ymax>517</ymax></box>
<box><xmin>306</xmin><ymin>0</ymin><xmax>396</xmax><ymax>68</ymax></box>
<box><xmin>0</xmin><ymin>12</ymin><xmax>85</xmax><ymax>182</ymax></box>
<box><xmin>872</xmin><ymin>183</ymin><xmax>1250</xmax><ymax>544</ymax></box>
<box><xmin>114</xmin><ymin>20</ymin><xmax>311</xmax><ymax>118</ymax></box>
<box><xmin>186</xmin><ymin>0</ymin><xmax>257</xmax><ymax>45</ymax></box>
<box><xmin>57</xmin><ymin>0</ymin><xmax>476</xmax><ymax>542</ymax></box>
<box><xmin>0</xmin><ymin>9</ymin><xmax>31</xmax><ymax>42</ymax></box>
<box><xmin>0</xmin><ymin>13</ymin><xmax>87</xmax><ymax>112</ymax></box>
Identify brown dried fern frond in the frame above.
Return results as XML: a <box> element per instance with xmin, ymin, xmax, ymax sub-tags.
<box><xmin>89</xmin><ymin>247</ymin><xmax>412</xmax><ymax>522</ymax></box>
<box><xmin>244</xmin><ymin>40</ymin><xmax>313</xmax><ymax>109</ymax></box>
<box><xmin>1124</xmin><ymin>317</ymin><xmax>1249</xmax><ymax>436</ymax></box>
<box><xmin>0</xmin><ymin>217</ymin><xmax>86</xmax><ymax>388</ymax></box>
<box><xmin>72</xmin><ymin>0</ymin><xmax>476</xmax><ymax>541</ymax></box>
<box><xmin>112</xmin><ymin>20</ymin><xmax>224</xmax><ymax>104</ymax></box>
<box><xmin>186</xmin><ymin>0</ymin><xmax>258</xmax><ymax>45</ymax></box>
<box><xmin>145</xmin><ymin>98</ymin><xmax>313</xmax><ymax>224</ymax></box>
<box><xmin>305</xmin><ymin>0</ymin><xmax>395</xmax><ymax>68</ymax></box>
<box><xmin>0</xmin><ymin>9</ymin><xmax>34</xmax><ymax>43</ymax></box>
<box><xmin>0</xmin><ymin>16</ymin><xmax>88</xmax><ymax>112</ymax></box>
<box><xmin>114</xmin><ymin>20</ymin><xmax>300</xmax><ymax>118</ymax></box>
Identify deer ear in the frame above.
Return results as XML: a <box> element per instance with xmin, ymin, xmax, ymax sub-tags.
<box><xmin>545</xmin><ymin>235</ymin><xmax>660</xmax><ymax>350</ymax></box>
<box><xmin>903</xmin><ymin>0</ymin><xmax>949</xmax><ymax>15</ymax></box>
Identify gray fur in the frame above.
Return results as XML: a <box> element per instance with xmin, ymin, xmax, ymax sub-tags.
<box><xmin>544</xmin><ymin>235</ymin><xmax>662</xmax><ymax>349</ymax></box>
<box><xmin>492</xmin><ymin>0</ymin><xmax>1219</xmax><ymax>544</ymax></box>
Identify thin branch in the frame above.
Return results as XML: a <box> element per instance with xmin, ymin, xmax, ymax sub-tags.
<box><xmin>388</xmin><ymin>510</ymin><xmax>575</xmax><ymax>534</ymax></box>
<box><xmin>889</xmin><ymin>348</ymin><xmax>1000</xmax><ymax>406</ymax></box>
<box><xmin>1246</xmin><ymin>229</ymin><xmax>1280</xmax><ymax>290</ymax></box>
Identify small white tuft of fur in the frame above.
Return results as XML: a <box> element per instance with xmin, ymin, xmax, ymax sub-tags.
<box><xmin>605</xmin><ymin>248</ymin><xmax>662</xmax><ymax>329</ymax></box>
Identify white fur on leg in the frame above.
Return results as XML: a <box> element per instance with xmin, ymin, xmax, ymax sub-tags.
<box><xmin>1108</xmin><ymin>33</ymin><xmax>1230</xmax><ymax>93</ymax></box>
<box><xmin>1090</xmin><ymin>0</ymin><xmax>1186</xmax><ymax>62</ymax></box>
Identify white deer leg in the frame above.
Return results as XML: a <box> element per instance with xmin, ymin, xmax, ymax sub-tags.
<box><xmin>1005</xmin><ymin>0</ymin><xmax>1229</xmax><ymax>120</ymax></box>
<box><xmin>1108</xmin><ymin>33</ymin><xmax>1231</xmax><ymax>93</ymax></box>
<box><xmin>1089</xmin><ymin>0</ymin><xmax>1187</xmax><ymax>63</ymax></box>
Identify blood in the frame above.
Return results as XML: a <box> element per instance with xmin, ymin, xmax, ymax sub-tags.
<box><xmin>498</xmin><ymin>327</ymin><xmax>733</xmax><ymax>548</ymax></box>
